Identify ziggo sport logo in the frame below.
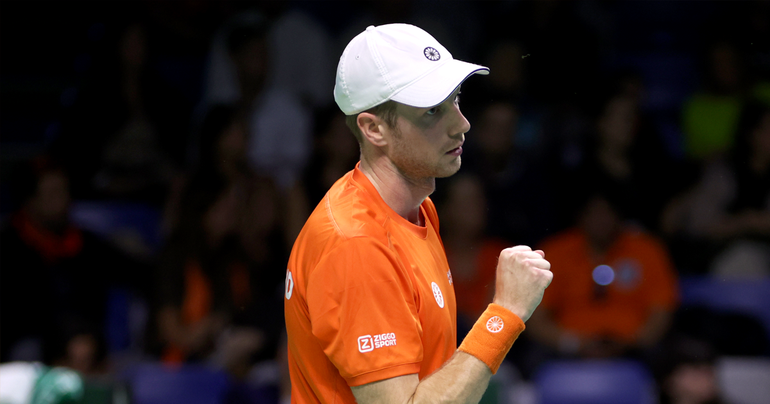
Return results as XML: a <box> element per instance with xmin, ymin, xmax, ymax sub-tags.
<box><xmin>358</xmin><ymin>333</ymin><xmax>397</xmax><ymax>353</ymax></box>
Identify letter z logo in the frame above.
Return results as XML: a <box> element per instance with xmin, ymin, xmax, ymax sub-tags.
<box><xmin>358</xmin><ymin>335</ymin><xmax>374</xmax><ymax>353</ymax></box>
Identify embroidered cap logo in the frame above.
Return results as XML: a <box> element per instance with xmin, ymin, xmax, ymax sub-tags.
<box><xmin>424</xmin><ymin>47</ymin><xmax>440</xmax><ymax>61</ymax></box>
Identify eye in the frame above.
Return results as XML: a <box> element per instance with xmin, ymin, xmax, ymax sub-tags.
<box><xmin>454</xmin><ymin>92</ymin><xmax>461</xmax><ymax>105</ymax></box>
<box><xmin>426</xmin><ymin>107</ymin><xmax>439</xmax><ymax>116</ymax></box>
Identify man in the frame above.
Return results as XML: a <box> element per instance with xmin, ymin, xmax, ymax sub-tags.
<box><xmin>284</xmin><ymin>24</ymin><xmax>552</xmax><ymax>403</ymax></box>
<box><xmin>528</xmin><ymin>192</ymin><xmax>678</xmax><ymax>358</ymax></box>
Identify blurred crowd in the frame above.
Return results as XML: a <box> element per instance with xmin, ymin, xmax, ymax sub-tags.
<box><xmin>1</xmin><ymin>1</ymin><xmax>770</xmax><ymax>404</ymax></box>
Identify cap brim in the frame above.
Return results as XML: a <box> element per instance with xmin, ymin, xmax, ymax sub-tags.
<box><xmin>390</xmin><ymin>59</ymin><xmax>489</xmax><ymax>108</ymax></box>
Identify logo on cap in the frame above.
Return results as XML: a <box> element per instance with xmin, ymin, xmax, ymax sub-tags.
<box><xmin>424</xmin><ymin>47</ymin><xmax>440</xmax><ymax>61</ymax></box>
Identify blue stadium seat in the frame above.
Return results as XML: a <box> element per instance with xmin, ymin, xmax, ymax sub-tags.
<box><xmin>534</xmin><ymin>359</ymin><xmax>656</xmax><ymax>404</ymax></box>
<box><xmin>69</xmin><ymin>200</ymin><xmax>162</xmax><ymax>251</ymax></box>
<box><xmin>679</xmin><ymin>276</ymin><xmax>770</xmax><ymax>338</ymax></box>
<box><xmin>128</xmin><ymin>364</ymin><xmax>231</xmax><ymax>404</ymax></box>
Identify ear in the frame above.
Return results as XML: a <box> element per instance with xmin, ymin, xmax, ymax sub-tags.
<box><xmin>357</xmin><ymin>112</ymin><xmax>390</xmax><ymax>148</ymax></box>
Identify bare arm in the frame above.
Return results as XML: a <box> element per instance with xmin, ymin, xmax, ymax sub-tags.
<box><xmin>351</xmin><ymin>352</ymin><xmax>490</xmax><ymax>404</ymax></box>
<box><xmin>352</xmin><ymin>246</ymin><xmax>552</xmax><ymax>404</ymax></box>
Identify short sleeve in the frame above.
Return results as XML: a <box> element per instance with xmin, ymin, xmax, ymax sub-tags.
<box><xmin>307</xmin><ymin>237</ymin><xmax>423</xmax><ymax>386</ymax></box>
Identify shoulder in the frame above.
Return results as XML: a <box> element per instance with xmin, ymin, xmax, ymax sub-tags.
<box><xmin>323</xmin><ymin>176</ymin><xmax>392</xmax><ymax>243</ymax></box>
<box><xmin>294</xmin><ymin>174</ymin><xmax>392</xmax><ymax>261</ymax></box>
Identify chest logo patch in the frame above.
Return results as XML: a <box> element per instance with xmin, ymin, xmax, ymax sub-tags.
<box><xmin>431</xmin><ymin>282</ymin><xmax>445</xmax><ymax>308</ymax></box>
<box><xmin>486</xmin><ymin>316</ymin><xmax>504</xmax><ymax>333</ymax></box>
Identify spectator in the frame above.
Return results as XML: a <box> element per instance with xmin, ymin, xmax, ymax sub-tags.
<box><xmin>0</xmin><ymin>158</ymin><xmax>144</xmax><ymax>372</ymax></box>
<box><xmin>435</xmin><ymin>174</ymin><xmax>510</xmax><ymax>338</ymax></box>
<box><xmin>463</xmin><ymin>100</ymin><xmax>554</xmax><ymax>246</ymax></box>
<box><xmin>528</xmin><ymin>191</ymin><xmax>679</xmax><ymax>359</ymax></box>
<box><xmin>662</xmin><ymin>104</ymin><xmax>770</xmax><ymax>277</ymax></box>
<box><xmin>559</xmin><ymin>93</ymin><xmax>676</xmax><ymax>233</ymax></box>
<box><xmin>302</xmin><ymin>105</ymin><xmax>360</xmax><ymax>207</ymax></box>
<box><xmin>682</xmin><ymin>39</ymin><xmax>750</xmax><ymax>161</ymax></box>
<box><xmin>657</xmin><ymin>338</ymin><xmax>728</xmax><ymax>404</ymax></box>
<box><xmin>199</xmin><ymin>12</ymin><xmax>312</xmax><ymax>192</ymax></box>
<box><xmin>0</xmin><ymin>362</ymin><xmax>85</xmax><ymax>404</ymax></box>
<box><xmin>199</xmin><ymin>13</ymin><xmax>313</xmax><ymax>244</ymax></box>
<box><xmin>54</xmin><ymin>21</ymin><xmax>187</xmax><ymax>203</ymax></box>
<box><xmin>155</xmin><ymin>106</ymin><xmax>285</xmax><ymax>378</ymax></box>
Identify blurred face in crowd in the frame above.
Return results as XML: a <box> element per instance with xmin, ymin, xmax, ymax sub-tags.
<box><xmin>385</xmin><ymin>90</ymin><xmax>470</xmax><ymax>181</ymax></box>
<box><xmin>477</xmin><ymin>102</ymin><xmax>517</xmax><ymax>157</ymax></box>
<box><xmin>232</xmin><ymin>36</ymin><xmax>269</xmax><ymax>91</ymax></box>
<box><xmin>443</xmin><ymin>175</ymin><xmax>487</xmax><ymax>238</ymax></box>
<box><xmin>665</xmin><ymin>363</ymin><xmax>720</xmax><ymax>404</ymax></box>
<box><xmin>579</xmin><ymin>195</ymin><xmax>622</xmax><ymax>253</ymax></box>
<box><xmin>121</xmin><ymin>24</ymin><xmax>147</xmax><ymax>69</ymax></box>
<box><xmin>487</xmin><ymin>41</ymin><xmax>525</xmax><ymax>94</ymax></box>
<box><xmin>29</xmin><ymin>170</ymin><xmax>71</xmax><ymax>230</ymax></box>
<box><xmin>709</xmin><ymin>41</ymin><xmax>741</xmax><ymax>93</ymax></box>
<box><xmin>598</xmin><ymin>95</ymin><xmax>638</xmax><ymax>151</ymax></box>
<box><xmin>65</xmin><ymin>333</ymin><xmax>99</xmax><ymax>375</ymax></box>
<box><xmin>217</xmin><ymin>120</ymin><xmax>248</xmax><ymax>178</ymax></box>
<box><xmin>239</xmin><ymin>180</ymin><xmax>279</xmax><ymax>253</ymax></box>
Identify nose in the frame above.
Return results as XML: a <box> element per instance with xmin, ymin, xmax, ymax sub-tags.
<box><xmin>450</xmin><ymin>103</ymin><xmax>471</xmax><ymax>137</ymax></box>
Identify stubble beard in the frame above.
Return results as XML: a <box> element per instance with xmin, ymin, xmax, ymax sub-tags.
<box><xmin>390</xmin><ymin>135</ymin><xmax>462</xmax><ymax>184</ymax></box>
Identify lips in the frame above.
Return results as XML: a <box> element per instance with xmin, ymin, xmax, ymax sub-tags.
<box><xmin>446</xmin><ymin>146</ymin><xmax>463</xmax><ymax>156</ymax></box>
<box><xmin>446</xmin><ymin>141</ymin><xmax>464</xmax><ymax>153</ymax></box>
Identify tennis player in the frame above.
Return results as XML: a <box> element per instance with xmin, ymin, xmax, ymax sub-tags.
<box><xmin>284</xmin><ymin>23</ymin><xmax>552</xmax><ymax>403</ymax></box>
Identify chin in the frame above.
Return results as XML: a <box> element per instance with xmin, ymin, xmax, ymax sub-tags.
<box><xmin>436</xmin><ymin>159</ymin><xmax>462</xmax><ymax>178</ymax></box>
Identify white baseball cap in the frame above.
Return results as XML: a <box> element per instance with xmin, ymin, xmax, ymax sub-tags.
<box><xmin>334</xmin><ymin>23</ymin><xmax>489</xmax><ymax>115</ymax></box>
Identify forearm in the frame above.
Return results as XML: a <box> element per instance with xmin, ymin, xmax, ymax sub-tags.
<box><xmin>352</xmin><ymin>351</ymin><xmax>492</xmax><ymax>404</ymax></box>
<box><xmin>410</xmin><ymin>351</ymin><xmax>491</xmax><ymax>404</ymax></box>
<box><xmin>353</xmin><ymin>246</ymin><xmax>551</xmax><ymax>404</ymax></box>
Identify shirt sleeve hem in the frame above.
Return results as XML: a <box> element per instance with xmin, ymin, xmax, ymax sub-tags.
<box><xmin>345</xmin><ymin>363</ymin><xmax>422</xmax><ymax>387</ymax></box>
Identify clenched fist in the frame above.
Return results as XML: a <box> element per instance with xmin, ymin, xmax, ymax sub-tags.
<box><xmin>493</xmin><ymin>245</ymin><xmax>552</xmax><ymax>322</ymax></box>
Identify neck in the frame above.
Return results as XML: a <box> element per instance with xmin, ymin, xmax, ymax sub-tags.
<box><xmin>359</xmin><ymin>154</ymin><xmax>433</xmax><ymax>225</ymax></box>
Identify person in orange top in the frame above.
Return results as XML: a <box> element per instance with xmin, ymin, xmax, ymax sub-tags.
<box><xmin>528</xmin><ymin>192</ymin><xmax>679</xmax><ymax>358</ymax></box>
<box><xmin>284</xmin><ymin>24</ymin><xmax>554</xmax><ymax>404</ymax></box>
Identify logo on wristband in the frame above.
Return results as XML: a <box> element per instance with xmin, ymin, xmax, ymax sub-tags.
<box><xmin>486</xmin><ymin>316</ymin><xmax>504</xmax><ymax>333</ymax></box>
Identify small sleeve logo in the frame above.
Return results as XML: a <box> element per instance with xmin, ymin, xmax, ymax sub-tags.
<box><xmin>486</xmin><ymin>316</ymin><xmax>504</xmax><ymax>333</ymax></box>
<box><xmin>358</xmin><ymin>333</ymin><xmax>396</xmax><ymax>353</ymax></box>
<box><xmin>358</xmin><ymin>335</ymin><xmax>374</xmax><ymax>353</ymax></box>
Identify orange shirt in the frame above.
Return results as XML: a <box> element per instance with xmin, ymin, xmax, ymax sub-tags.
<box><xmin>285</xmin><ymin>164</ymin><xmax>457</xmax><ymax>403</ymax></box>
<box><xmin>539</xmin><ymin>228</ymin><xmax>678</xmax><ymax>342</ymax></box>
